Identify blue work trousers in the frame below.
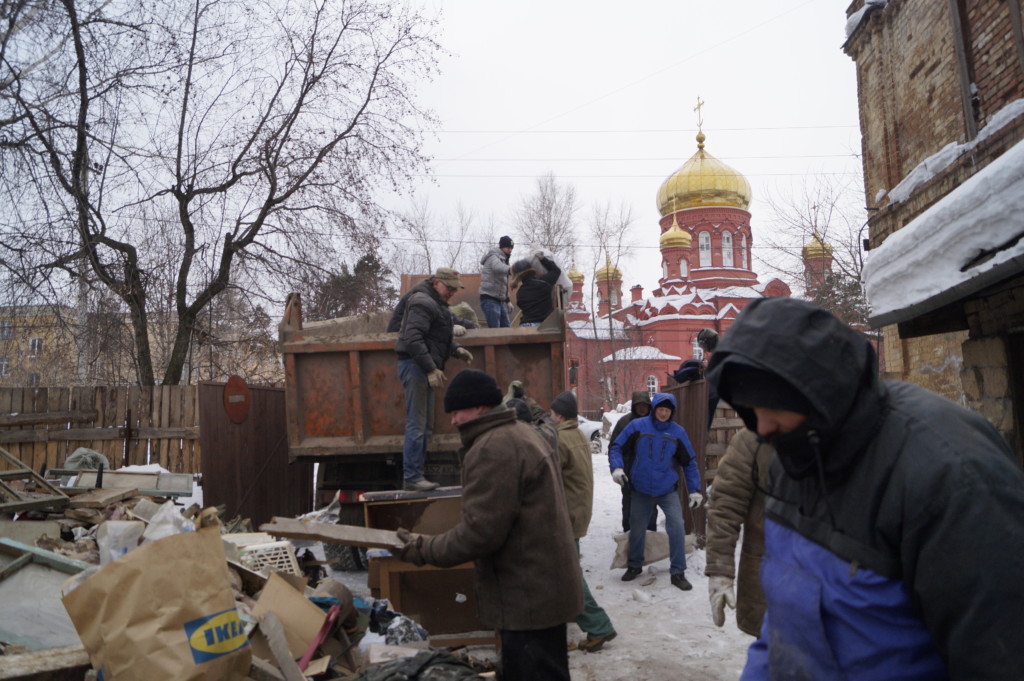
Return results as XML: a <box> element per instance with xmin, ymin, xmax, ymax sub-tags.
<box><xmin>628</xmin><ymin>489</ymin><xmax>687</xmax><ymax>575</ymax></box>
<box><xmin>398</xmin><ymin>359</ymin><xmax>434</xmax><ymax>483</ymax></box>
<box><xmin>480</xmin><ymin>297</ymin><xmax>510</xmax><ymax>328</ymax></box>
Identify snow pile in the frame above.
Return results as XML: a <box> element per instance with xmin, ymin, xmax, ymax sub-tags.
<box><xmin>845</xmin><ymin>0</ymin><xmax>887</xmax><ymax>40</ymax></box>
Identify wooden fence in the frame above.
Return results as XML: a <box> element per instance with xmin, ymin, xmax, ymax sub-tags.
<box><xmin>0</xmin><ymin>386</ymin><xmax>200</xmax><ymax>475</ymax></box>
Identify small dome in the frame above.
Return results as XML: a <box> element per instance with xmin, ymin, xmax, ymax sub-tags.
<box><xmin>802</xmin><ymin>233</ymin><xmax>833</xmax><ymax>259</ymax></box>
<box><xmin>660</xmin><ymin>215</ymin><xmax>692</xmax><ymax>248</ymax></box>
<box><xmin>595</xmin><ymin>256</ymin><xmax>622</xmax><ymax>282</ymax></box>
<box><xmin>567</xmin><ymin>266</ymin><xmax>585</xmax><ymax>284</ymax></box>
<box><xmin>657</xmin><ymin>132</ymin><xmax>752</xmax><ymax>216</ymax></box>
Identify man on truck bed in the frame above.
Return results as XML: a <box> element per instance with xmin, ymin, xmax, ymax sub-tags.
<box><xmin>387</xmin><ymin>268</ymin><xmax>474</xmax><ymax>491</ymax></box>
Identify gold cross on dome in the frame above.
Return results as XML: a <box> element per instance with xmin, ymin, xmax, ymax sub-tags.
<box><xmin>694</xmin><ymin>97</ymin><xmax>705</xmax><ymax>134</ymax></box>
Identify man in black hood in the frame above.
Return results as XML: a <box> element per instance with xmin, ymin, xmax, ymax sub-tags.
<box><xmin>609</xmin><ymin>390</ymin><xmax>657</xmax><ymax>533</ymax></box>
<box><xmin>707</xmin><ymin>297</ymin><xmax>1024</xmax><ymax>681</ymax></box>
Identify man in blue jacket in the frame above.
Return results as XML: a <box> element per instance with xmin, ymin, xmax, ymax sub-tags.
<box><xmin>708</xmin><ymin>297</ymin><xmax>1024</xmax><ymax>681</ymax></box>
<box><xmin>608</xmin><ymin>393</ymin><xmax>702</xmax><ymax>590</ymax></box>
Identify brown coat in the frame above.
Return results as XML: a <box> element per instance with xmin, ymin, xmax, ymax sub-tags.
<box><xmin>705</xmin><ymin>428</ymin><xmax>773</xmax><ymax>637</ymax></box>
<box><xmin>555</xmin><ymin>419</ymin><xmax>594</xmax><ymax>538</ymax></box>
<box><xmin>420</xmin><ymin>407</ymin><xmax>583</xmax><ymax>631</ymax></box>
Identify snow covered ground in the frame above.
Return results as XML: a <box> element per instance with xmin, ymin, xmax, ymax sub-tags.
<box><xmin>317</xmin><ymin>438</ymin><xmax>754</xmax><ymax>680</ymax></box>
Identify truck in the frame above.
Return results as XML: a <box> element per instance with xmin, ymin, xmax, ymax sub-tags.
<box><xmin>279</xmin><ymin>275</ymin><xmax>567</xmax><ymax>568</ymax></box>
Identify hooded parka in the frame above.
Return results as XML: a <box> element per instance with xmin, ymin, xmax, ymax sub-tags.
<box><xmin>708</xmin><ymin>297</ymin><xmax>1024</xmax><ymax>681</ymax></box>
<box><xmin>387</xmin><ymin>278</ymin><xmax>461</xmax><ymax>374</ymax></box>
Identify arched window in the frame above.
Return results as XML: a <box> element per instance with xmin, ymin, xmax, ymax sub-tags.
<box><xmin>647</xmin><ymin>375</ymin><xmax>658</xmax><ymax>394</ymax></box>
<box><xmin>698</xmin><ymin>232</ymin><xmax>711</xmax><ymax>267</ymax></box>
<box><xmin>722</xmin><ymin>231</ymin><xmax>733</xmax><ymax>267</ymax></box>
<box><xmin>741</xmin><ymin>235</ymin><xmax>749</xmax><ymax>269</ymax></box>
<box><xmin>678</xmin><ymin>257</ymin><xmax>687</xmax><ymax>277</ymax></box>
<box><xmin>662</xmin><ymin>259</ymin><xmax>669</xmax><ymax>279</ymax></box>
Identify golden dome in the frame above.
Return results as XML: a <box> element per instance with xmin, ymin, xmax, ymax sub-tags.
<box><xmin>659</xmin><ymin>215</ymin><xmax>692</xmax><ymax>248</ymax></box>
<box><xmin>567</xmin><ymin>265</ymin><xmax>585</xmax><ymax>283</ymax></box>
<box><xmin>657</xmin><ymin>132</ymin><xmax>752</xmax><ymax>216</ymax></box>
<box><xmin>595</xmin><ymin>256</ymin><xmax>622</xmax><ymax>282</ymax></box>
<box><xmin>802</xmin><ymin>232</ymin><xmax>833</xmax><ymax>259</ymax></box>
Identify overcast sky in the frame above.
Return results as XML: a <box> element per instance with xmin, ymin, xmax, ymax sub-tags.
<box><xmin>391</xmin><ymin>0</ymin><xmax>863</xmax><ymax>294</ymax></box>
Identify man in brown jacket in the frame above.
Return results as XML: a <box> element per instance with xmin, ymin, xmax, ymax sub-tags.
<box><xmin>549</xmin><ymin>390</ymin><xmax>617</xmax><ymax>653</ymax></box>
<box><xmin>396</xmin><ymin>370</ymin><xmax>582</xmax><ymax>681</ymax></box>
<box><xmin>705</xmin><ymin>424</ymin><xmax>773</xmax><ymax>636</ymax></box>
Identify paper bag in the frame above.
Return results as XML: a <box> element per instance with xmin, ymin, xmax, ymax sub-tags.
<box><xmin>63</xmin><ymin>526</ymin><xmax>251</xmax><ymax>680</ymax></box>
<box><xmin>609</xmin><ymin>530</ymin><xmax>670</xmax><ymax>569</ymax></box>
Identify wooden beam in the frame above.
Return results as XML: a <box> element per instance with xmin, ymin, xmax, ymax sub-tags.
<box><xmin>67</xmin><ymin>487</ymin><xmax>139</xmax><ymax>509</ymax></box>
<box><xmin>0</xmin><ymin>410</ymin><xmax>98</xmax><ymax>427</ymax></box>
<box><xmin>0</xmin><ymin>644</ymin><xmax>91</xmax><ymax>681</ymax></box>
<box><xmin>260</xmin><ymin>517</ymin><xmax>404</xmax><ymax>550</ymax></box>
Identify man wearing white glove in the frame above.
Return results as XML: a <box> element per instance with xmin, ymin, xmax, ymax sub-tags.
<box><xmin>704</xmin><ymin>428</ymin><xmax>772</xmax><ymax>636</ymax></box>
<box><xmin>688</xmin><ymin>492</ymin><xmax>703</xmax><ymax>509</ymax></box>
<box><xmin>387</xmin><ymin>268</ymin><xmax>473</xmax><ymax>491</ymax></box>
<box><xmin>608</xmin><ymin>392</ymin><xmax>701</xmax><ymax>591</ymax></box>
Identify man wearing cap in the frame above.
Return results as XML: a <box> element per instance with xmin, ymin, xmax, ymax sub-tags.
<box><xmin>608</xmin><ymin>392</ymin><xmax>702</xmax><ymax>591</ymax></box>
<box><xmin>479</xmin><ymin>236</ymin><xmax>514</xmax><ymax>328</ymax></box>
<box><xmin>395</xmin><ymin>370</ymin><xmax>582</xmax><ymax>681</ymax></box>
<box><xmin>707</xmin><ymin>297</ymin><xmax>1024</xmax><ymax>681</ymax></box>
<box><xmin>549</xmin><ymin>390</ymin><xmax>617</xmax><ymax>653</ymax></box>
<box><xmin>387</xmin><ymin>268</ymin><xmax>474</xmax><ymax>491</ymax></box>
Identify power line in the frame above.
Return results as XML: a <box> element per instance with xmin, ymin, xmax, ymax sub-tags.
<box><xmin>430</xmin><ymin>125</ymin><xmax>858</xmax><ymax>134</ymax></box>
<box><xmin>432</xmin><ymin>154</ymin><xmax>857</xmax><ymax>162</ymax></box>
<box><xmin>417</xmin><ymin>171</ymin><xmax>861</xmax><ymax>179</ymax></box>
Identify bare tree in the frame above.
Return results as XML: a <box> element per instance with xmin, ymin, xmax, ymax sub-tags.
<box><xmin>393</xmin><ymin>199</ymin><xmax>494</xmax><ymax>276</ymax></box>
<box><xmin>757</xmin><ymin>175</ymin><xmax>869</xmax><ymax>326</ymax></box>
<box><xmin>513</xmin><ymin>172</ymin><xmax>578</xmax><ymax>263</ymax></box>
<box><xmin>1</xmin><ymin>0</ymin><xmax>441</xmax><ymax>385</ymax></box>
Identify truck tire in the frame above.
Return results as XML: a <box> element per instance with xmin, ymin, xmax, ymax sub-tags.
<box><xmin>325</xmin><ymin>543</ymin><xmax>367</xmax><ymax>572</ymax></box>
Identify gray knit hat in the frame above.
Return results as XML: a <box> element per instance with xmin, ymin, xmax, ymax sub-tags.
<box><xmin>550</xmin><ymin>390</ymin><xmax>577</xmax><ymax>419</ymax></box>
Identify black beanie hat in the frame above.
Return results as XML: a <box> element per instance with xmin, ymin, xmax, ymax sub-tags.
<box><xmin>505</xmin><ymin>398</ymin><xmax>533</xmax><ymax>423</ymax></box>
<box><xmin>722</xmin><ymin>364</ymin><xmax>812</xmax><ymax>415</ymax></box>
<box><xmin>550</xmin><ymin>390</ymin><xmax>577</xmax><ymax>419</ymax></box>
<box><xmin>499</xmin><ymin>235</ymin><xmax>514</xmax><ymax>249</ymax></box>
<box><xmin>444</xmin><ymin>369</ymin><xmax>503</xmax><ymax>413</ymax></box>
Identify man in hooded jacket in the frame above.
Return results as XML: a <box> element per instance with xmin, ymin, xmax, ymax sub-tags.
<box><xmin>479</xmin><ymin>236</ymin><xmax>514</xmax><ymax>328</ymax></box>
<box><xmin>707</xmin><ymin>297</ymin><xmax>1024</xmax><ymax>681</ymax></box>
<box><xmin>609</xmin><ymin>390</ymin><xmax>658</xmax><ymax>533</ymax></box>
<box><xmin>608</xmin><ymin>393</ymin><xmax>702</xmax><ymax>590</ymax></box>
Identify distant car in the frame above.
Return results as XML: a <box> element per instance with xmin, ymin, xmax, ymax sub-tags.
<box><xmin>577</xmin><ymin>415</ymin><xmax>604</xmax><ymax>450</ymax></box>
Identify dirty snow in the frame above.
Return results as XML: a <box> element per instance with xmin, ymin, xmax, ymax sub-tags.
<box><xmin>320</xmin><ymin>439</ymin><xmax>754</xmax><ymax>680</ymax></box>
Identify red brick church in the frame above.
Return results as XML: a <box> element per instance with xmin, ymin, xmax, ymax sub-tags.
<box><xmin>565</xmin><ymin>131</ymin><xmax>834</xmax><ymax>415</ymax></box>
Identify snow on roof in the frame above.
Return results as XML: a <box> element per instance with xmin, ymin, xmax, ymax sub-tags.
<box><xmin>567</xmin><ymin>318</ymin><xmax>629</xmax><ymax>340</ymax></box>
<box><xmin>601</xmin><ymin>346</ymin><xmax>681</xmax><ymax>363</ymax></box>
<box><xmin>845</xmin><ymin>0</ymin><xmax>887</xmax><ymax>40</ymax></box>
<box><xmin>863</xmin><ymin>135</ymin><xmax>1024</xmax><ymax>326</ymax></box>
<box><xmin>888</xmin><ymin>98</ymin><xmax>1024</xmax><ymax>204</ymax></box>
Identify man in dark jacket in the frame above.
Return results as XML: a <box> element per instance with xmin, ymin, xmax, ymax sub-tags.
<box><xmin>479</xmin><ymin>235</ymin><xmax>514</xmax><ymax>328</ymax></box>
<box><xmin>512</xmin><ymin>254</ymin><xmax>561</xmax><ymax>326</ymax></box>
<box><xmin>396</xmin><ymin>370</ymin><xmax>582</xmax><ymax>681</ymax></box>
<box><xmin>708</xmin><ymin>297</ymin><xmax>1024</xmax><ymax>681</ymax></box>
<box><xmin>609</xmin><ymin>393</ymin><xmax>702</xmax><ymax>591</ymax></box>
<box><xmin>609</xmin><ymin>390</ymin><xmax>657</xmax><ymax>533</ymax></box>
<box><xmin>386</xmin><ymin>268</ymin><xmax>473</xmax><ymax>491</ymax></box>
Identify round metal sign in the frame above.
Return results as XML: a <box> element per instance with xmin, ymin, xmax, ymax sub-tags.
<box><xmin>223</xmin><ymin>375</ymin><xmax>250</xmax><ymax>424</ymax></box>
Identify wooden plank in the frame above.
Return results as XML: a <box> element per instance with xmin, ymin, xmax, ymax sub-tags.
<box><xmin>127</xmin><ymin>385</ymin><xmax>145</xmax><ymax>466</ymax></box>
<box><xmin>8</xmin><ymin>388</ymin><xmax>26</xmax><ymax>465</ymax></box>
<box><xmin>183</xmin><ymin>385</ymin><xmax>199</xmax><ymax>474</ymax></box>
<box><xmin>0</xmin><ymin>644</ymin><xmax>91</xmax><ymax>681</ymax></box>
<box><xmin>46</xmin><ymin>387</ymin><xmax>69</xmax><ymax>471</ymax></box>
<box><xmin>0</xmin><ymin>389</ymin><xmax>12</xmax><ymax>472</ymax></box>
<box><xmin>114</xmin><ymin>385</ymin><xmax>128</xmax><ymax>468</ymax></box>
<box><xmin>159</xmin><ymin>385</ymin><xmax>172</xmax><ymax>470</ymax></box>
<box><xmin>150</xmin><ymin>384</ymin><xmax>163</xmax><ymax>467</ymax></box>
<box><xmin>260</xmin><ymin>517</ymin><xmax>403</xmax><ymax>550</ymax></box>
<box><xmin>29</xmin><ymin>388</ymin><xmax>47</xmax><ymax>474</ymax></box>
<box><xmin>170</xmin><ymin>384</ymin><xmax>185</xmax><ymax>473</ymax></box>
<box><xmin>67</xmin><ymin>486</ymin><xmax>138</xmax><ymax>508</ymax></box>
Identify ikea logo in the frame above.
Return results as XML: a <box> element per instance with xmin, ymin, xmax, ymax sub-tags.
<box><xmin>183</xmin><ymin>609</ymin><xmax>249</xmax><ymax>663</ymax></box>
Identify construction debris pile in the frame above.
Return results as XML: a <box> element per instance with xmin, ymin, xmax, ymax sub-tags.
<box><xmin>0</xmin><ymin>447</ymin><xmax>498</xmax><ymax>681</ymax></box>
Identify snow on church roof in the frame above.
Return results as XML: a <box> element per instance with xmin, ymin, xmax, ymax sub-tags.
<box><xmin>863</xmin><ymin>135</ymin><xmax>1024</xmax><ymax>326</ymax></box>
<box><xmin>601</xmin><ymin>346</ymin><xmax>681</xmax><ymax>364</ymax></box>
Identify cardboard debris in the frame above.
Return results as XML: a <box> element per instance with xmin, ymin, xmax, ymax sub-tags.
<box><xmin>260</xmin><ymin>517</ymin><xmax>403</xmax><ymax>550</ymax></box>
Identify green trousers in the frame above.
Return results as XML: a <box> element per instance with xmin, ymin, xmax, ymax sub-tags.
<box><xmin>575</xmin><ymin>539</ymin><xmax>615</xmax><ymax>637</ymax></box>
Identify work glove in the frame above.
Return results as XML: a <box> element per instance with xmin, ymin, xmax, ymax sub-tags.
<box><xmin>395</xmin><ymin>528</ymin><xmax>426</xmax><ymax>567</ymax></box>
<box><xmin>452</xmin><ymin>324</ymin><xmax>466</xmax><ymax>337</ymax></box>
<box><xmin>427</xmin><ymin>369</ymin><xmax>447</xmax><ymax>389</ymax></box>
<box><xmin>688</xmin><ymin>492</ymin><xmax>703</xmax><ymax>509</ymax></box>
<box><xmin>611</xmin><ymin>468</ymin><xmax>628</xmax><ymax>487</ymax></box>
<box><xmin>453</xmin><ymin>347</ymin><xmax>473</xmax><ymax>363</ymax></box>
<box><xmin>708</xmin><ymin>575</ymin><xmax>736</xmax><ymax>627</ymax></box>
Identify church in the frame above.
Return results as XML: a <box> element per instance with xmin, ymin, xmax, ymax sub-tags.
<box><xmin>563</xmin><ymin>130</ymin><xmax>828</xmax><ymax>415</ymax></box>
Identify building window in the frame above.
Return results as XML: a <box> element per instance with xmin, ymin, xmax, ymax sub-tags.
<box><xmin>678</xmin><ymin>257</ymin><xmax>687</xmax><ymax>277</ymax></box>
<box><xmin>28</xmin><ymin>337</ymin><xmax>42</xmax><ymax>357</ymax></box>
<box><xmin>647</xmin><ymin>375</ymin><xmax>658</xmax><ymax>394</ymax></box>
<box><xmin>568</xmin><ymin>359</ymin><xmax>580</xmax><ymax>387</ymax></box>
<box><xmin>742</xmin><ymin>235</ymin><xmax>749</xmax><ymax>269</ymax></box>
<box><xmin>0</xmin><ymin>320</ymin><xmax>11</xmax><ymax>340</ymax></box>
<box><xmin>0</xmin><ymin>357</ymin><xmax>8</xmax><ymax>377</ymax></box>
<box><xmin>698</xmin><ymin>232</ymin><xmax>711</xmax><ymax>267</ymax></box>
<box><xmin>662</xmin><ymin>259</ymin><xmax>669</xmax><ymax>279</ymax></box>
<box><xmin>27</xmin><ymin>373</ymin><xmax>39</xmax><ymax>387</ymax></box>
<box><xmin>722</xmin><ymin>231</ymin><xmax>733</xmax><ymax>267</ymax></box>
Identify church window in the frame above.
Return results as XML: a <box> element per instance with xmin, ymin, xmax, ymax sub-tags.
<box><xmin>662</xmin><ymin>259</ymin><xmax>669</xmax><ymax>279</ymax></box>
<box><xmin>722</xmin><ymin>231</ymin><xmax>733</xmax><ymax>267</ymax></box>
<box><xmin>741</xmin><ymin>235</ymin><xmax>749</xmax><ymax>269</ymax></box>
<box><xmin>678</xmin><ymin>257</ymin><xmax>687</xmax><ymax>277</ymax></box>
<box><xmin>698</xmin><ymin>232</ymin><xmax>711</xmax><ymax>267</ymax></box>
<box><xmin>647</xmin><ymin>375</ymin><xmax>658</xmax><ymax>394</ymax></box>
